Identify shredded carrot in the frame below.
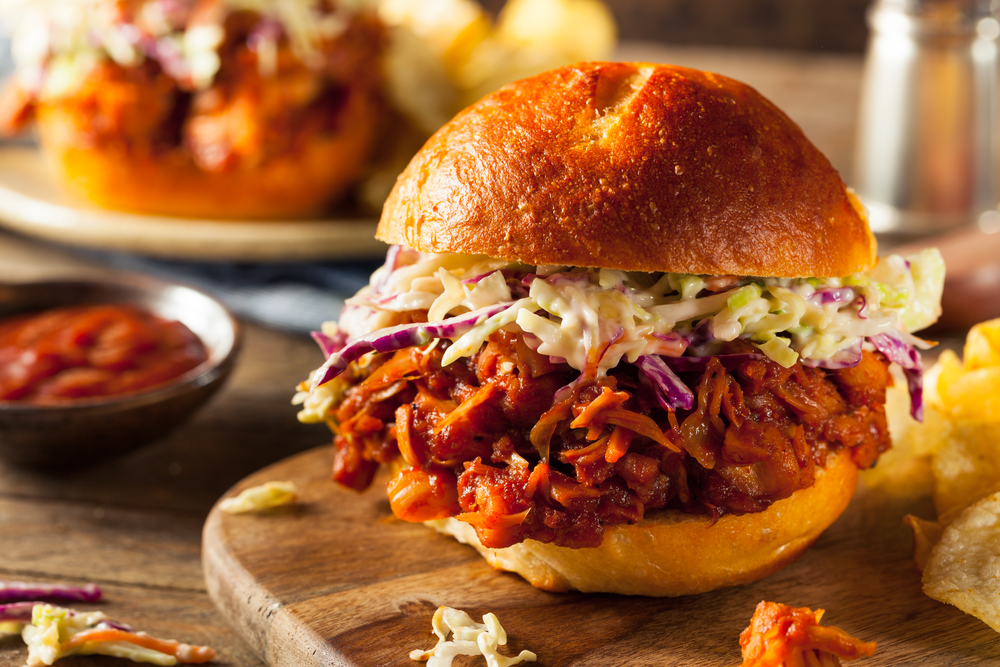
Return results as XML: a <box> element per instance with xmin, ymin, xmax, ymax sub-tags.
<box><xmin>455</xmin><ymin>509</ymin><xmax>530</xmax><ymax>529</ymax></box>
<box><xmin>414</xmin><ymin>385</ymin><xmax>458</xmax><ymax>422</ymax></box>
<box><xmin>394</xmin><ymin>403</ymin><xmax>420</xmax><ymax>468</ymax></box>
<box><xmin>569</xmin><ymin>386</ymin><xmax>628</xmax><ymax>432</ymax></box>
<box><xmin>432</xmin><ymin>383</ymin><xmax>500</xmax><ymax>435</ymax></box>
<box><xmin>61</xmin><ymin>628</ymin><xmax>215</xmax><ymax>664</ymax></box>
<box><xmin>547</xmin><ymin>473</ymin><xmax>602</xmax><ymax>506</ymax></box>
<box><xmin>524</xmin><ymin>461</ymin><xmax>550</xmax><ymax>498</ymax></box>
<box><xmin>529</xmin><ymin>399</ymin><xmax>572</xmax><ymax>459</ymax></box>
<box><xmin>739</xmin><ymin>601</ymin><xmax>876</xmax><ymax>667</ymax></box>
<box><xmin>339</xmin><ymin>410</ymin><xmax>383</xmax><ymax>437</ymax></box>
<box><xmin>604</xmin><ymin>426</ymin><xmax>635</xmax><ymax>463</ymax></box>
<box><xmin>387</xmin><ymin>468</ymin><xmax>460</xmax><ymax>522</ymax></box>
<box><xmin>603</xmin><ymin>408</ymin><xmax>680</xmax><ymax>452</ymax></box>
<box><xmin>560</xmin><ymin>435</ymin><xmax>610</xmax><ymax>468</ymax></box>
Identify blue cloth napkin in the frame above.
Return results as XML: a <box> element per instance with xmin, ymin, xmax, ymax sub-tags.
<box><xmin>80</xmin><ymin>249</ymin><xmax>383</xmax><ymax>335</ymax></box>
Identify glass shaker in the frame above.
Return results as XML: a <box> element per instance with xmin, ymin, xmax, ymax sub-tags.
<box><xmin>853</xmin><ymin>0</ymin><xmax>1000</xmax><ymax>235</ymax></box>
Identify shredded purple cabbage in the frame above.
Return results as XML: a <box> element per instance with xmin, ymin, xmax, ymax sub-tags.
<box><xmin>869</xmin><ymin>331</ymin><xmax>921</xmax><ymax>369</ymax></box>
<box><xmin>0</xmin><ymin>582</ymin><xmax>101</xmax><ymax>604</ymax></box>
<box><xmin>652</xmin><ymin>331</ymin><xmax>687</xmax><ymax>346</ymax></box>
<box><xmin>683</xmin><ymin>318</ymin><xmax>715</xmax><ymax>349</ymax></box>
<box><xmin>247</xmin><ymin>17</ymin><xmax>284</xmax><ymax>54</ymax></box>
<box><xmin>550</xmin><ymin>326</ymin><xmax>624</xmax><ymax>403</ymax></box>
<box><xmin>461</xmin><ymin>271</ymin><xmax>498</xmax><ymax>285</ymax></box>
<box><xmin>462</xmin><ymin>269</ymin><xmax>531</xmax><ymax>299</ymax></box>
<box><xmin>546</xmin><ymin>272</ymin><xmax>593</xmax><ymax>286</ymax></box>
<box><xmin>870</xmin><ymin>331</ymin><xmax>924</xmax><ymax>420</ymax></box>
<box><xmin>809</xmin><ymin>287</ymin><xmax>856</xmax><ymax>306</ymax></box>
<box><xmin>635</xmin><ymin>355</ymin><xmax>694</xmax><ymax>411</ymax></box>
<box><xmin>855</xmin><ymin>295</ymin><xmax>869</xmax><ymax>319</ymax></box>
<box><xmin>508</xmin><ymin>281</ymin><xmax>530</xmax><ymax>300</ymax></box>
<box><xmin>373</xmin><ymin>292</ymin><xmax>411</xmax><ymax>308</ymax></box>
<box><xmin>370</xmin><ymin>245</ymin><xmax>420</xmax><ymax>296</ymax></box>
<box><xmin>521</xmin><ymin>332</ymin><xmax>542</xmax><ymax>351</ymax></box>
<box><xmin>144</xmin><ymin>36</ymin><xmax>186</xmax><ymax>81</ymax></box>
<box><xmin>553</xmin><ymin>371</ymin><xmax>591</xmax><ymax>404</ymax></box>
<box><xmin>97</xmin><ymin>618</ymin><xmax>135</xmax><ymax>632</ymax></box>
<box><xmin>313</xmin><ymin>302</ymin><xmax>513</xmax><ymax>388</ymax></box>
<box><xmin>371</xmin><ymin>245</ymin><xmax>402</xmax><ymax>295</ymax></box>
<box><xmin>801</xmin><ymin>342</ymin><xmax>863</xmax><ymax>370</ymax></box>
<box><xmin>310</xmin><ymin>330</ymin><xmax>348</xmax><ymax>360</ymax></box>
<box><xmin>0</xmin><ymin>601</ymin><xmax>42</xmax><ymax>623</ymax></box>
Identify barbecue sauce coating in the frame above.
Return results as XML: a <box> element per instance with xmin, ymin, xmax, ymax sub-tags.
<box><xmin>329</xmin><ymin>331</ymin><xmax>891</xmax><ymax>549</ymax></box>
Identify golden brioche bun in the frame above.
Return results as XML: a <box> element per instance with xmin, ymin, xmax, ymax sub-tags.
<box><xmin>35</xmin><ymin>87</ymin><xmax>377</xmax><ymax>220</ymax></box>
<box><xmin>426</xmin><ymin>448</ymin><xmax>858</xmax><ymax>596</ymax></box>
<box><xmin>378</xmin><ymin>61</ymin><xmax>876</xmax><ymax>277</ymax></box>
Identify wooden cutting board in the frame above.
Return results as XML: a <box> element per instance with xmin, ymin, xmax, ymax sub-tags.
<box><xmin>203</xmin><ymin>445</ymin><xmax>1000</xmax><ymax>666</ymax></box>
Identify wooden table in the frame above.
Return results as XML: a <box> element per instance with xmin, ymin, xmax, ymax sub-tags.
<box><xmin>0</xmin><ymin>45</ymin><xmax>970</xmax><ymax>666</ymax></box>
<box><xmin>0</xmin><ymin>228</ymin><xmax>326</xmax><ymax>666</ymax></box>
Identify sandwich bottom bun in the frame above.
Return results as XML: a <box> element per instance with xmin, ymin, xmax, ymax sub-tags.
<box><xmin>33</xmin><ymin>89</ymin><xmax>377</xmax><ymax>221</ymax></box>
<box><xmin>426</xmin><ymin>448</ymin><xmax>858</xmax><ymax>597</ymax></box>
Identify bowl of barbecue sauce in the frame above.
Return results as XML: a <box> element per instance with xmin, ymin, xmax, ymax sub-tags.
<box><xmin>0</xmin><ymin>277</ymin><xmax>240</xmax><ymax>467</ymax></box>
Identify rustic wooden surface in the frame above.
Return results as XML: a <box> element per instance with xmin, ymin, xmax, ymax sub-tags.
<box><xmin>0</xmin><ymin>228</ymin><xmax>324</xmax><ymax>666</ymax></box>
<box><xmin>203</xmin><ymin>446</ymin><xmax>1000</xmax><ymax>667</ymax></box>
<box><xmin>1</xmin><ymin>43</ymin><xmax>993</xmax><ymax>667</ymax></box>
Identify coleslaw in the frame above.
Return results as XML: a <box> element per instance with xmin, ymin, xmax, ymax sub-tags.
<box><xmin>299</xmin><ymin>246</ymin><xmax>943</xmax><ymax>421</ymax></box>
<box><xmin>410</xmin><ymin>606</ymin><xmax>536</xmax><ymax>667</ymax></box>
<box><xmin>6</xmin><ymin>0</ymin><xmax>367</xmax><ymax>98</ymax></box>
<box><xmin>21</xmin><ymin>604</ymin><xmax>215</xmax><ymax>666</ymax></box>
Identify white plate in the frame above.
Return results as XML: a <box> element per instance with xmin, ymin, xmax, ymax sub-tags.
<box><xmin>0</xmin><ymin>145</ymin><xmax>387</xmax><ymax>262</ymax></box>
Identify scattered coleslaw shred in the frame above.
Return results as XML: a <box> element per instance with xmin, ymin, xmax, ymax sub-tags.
<box><xmin>22</xmin><ymin>604</ymin><xmax>215</xmax><ymax>666</ymax></box>
<box><xmin>219</xmin><ymin>481</ymin><xmax>299</xmax><ymax>514</ymax></box>
<box><xmin>738</xmin><ymin>601</ymin><xmax>876</xmax><ymax>667</ymax></box>
<box><xmin>410</xmin><ymin>606</ymin><xmax>536</xmax><ymax>667</ymax></box>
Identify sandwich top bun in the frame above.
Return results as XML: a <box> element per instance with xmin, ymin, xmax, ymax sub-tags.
<box><xmin>378</xmin><ymin>61</ymin><xmax>876</xmax><ymax>277</ymax></box>
<box><xmin>428</xmin><ymin>448</ymin><xmax>858</xmax><ymax>596</ymax></box>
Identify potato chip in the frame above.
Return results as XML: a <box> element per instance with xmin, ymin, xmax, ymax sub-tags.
<box><xmin>378</xmin><ymin>0</ymin><xmax>490</xmax><ymax>78</ymax></box>
<box><xmin>963</xmin><ymin>318</ymin><xmax>1000</xmax><ymax>370</ymax></box>
<box><xmin>937</xmin><ymin>348</ymin><xmax>1000</xmax><ymax>422</ymax></box>
<box><xmin>938</xmin><ymin>480</ymin><xmax>1000</xmax><ymax>526</ymax></box>
<box><xmin>923</xmin><ymin>491</ymin><xmax>1000</xmax><ymax>632</ymax></box>
<box><xmin>455</xmin><ymin>0</ymin><xmax>617</xmax><ymax>105</ymax></box>
<box><xmin>862</xmin><ymin>374</ymin><xmax>946</xmax><ymax>492</ymax></box>
<box><xmin>381</xmin><ymin>25</ymin><xmax>458</xmax><ymax>134</ymax></box>
<box><xmin>377</xmin><ymin>0</ymin><xmax>617</xmax><ymax>134</ymax></box>
<box><xmin>495</xmin><ymin>0</ymin><xmax>617</xmax><ymax>63</ymax></box>
<box><xmin>931</xmin><ymin>421</ymin><xmax>1000</xmax><ymax>517</ymax></box>
<box><xmin>903</xmin><ymin>515</ymin><xmax>944</xmax><ymax>573</ymax></box>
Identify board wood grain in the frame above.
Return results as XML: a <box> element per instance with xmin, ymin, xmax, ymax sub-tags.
<box><xmin>203</xmin><ymin>445</ymin><xmax>1000</xmax><ymax>666</ymax></box>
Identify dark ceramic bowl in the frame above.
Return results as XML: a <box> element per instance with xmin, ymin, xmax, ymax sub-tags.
<box><xmin>0</xmin><ymin>276</ymin><xmax>241</xmax><ymax>467</ymax></box>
